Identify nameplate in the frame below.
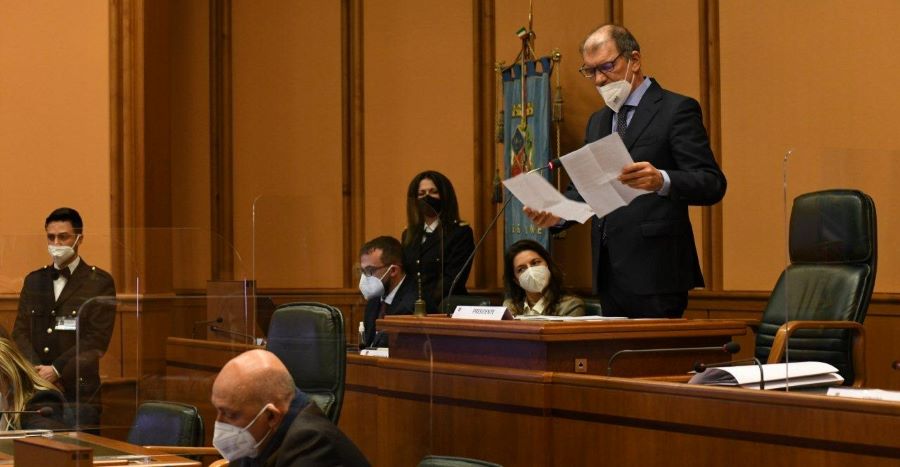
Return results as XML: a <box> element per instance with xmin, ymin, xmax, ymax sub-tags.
<box><xmin>451</xmin><ymin>306</ymin><xmax>512</xmax><ymax>320</ymax></box>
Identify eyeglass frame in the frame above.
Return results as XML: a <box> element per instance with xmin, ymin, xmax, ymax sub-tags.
<box><xmin>357</xmin><ymin>263</ymin><xmax>391</xmax><ymax>278</ymax></box>
<box><xmin>578</xmin><ymin>51</ymin><xmax>626</xmax><ymax>78</ymax></box>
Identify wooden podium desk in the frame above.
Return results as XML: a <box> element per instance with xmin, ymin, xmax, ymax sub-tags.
<box><xmin>381</xmin><ymin>316</ymin><xmax>748</xmax><ymax>376</ymax></box>
<box><xmin>341</xmin><ymin>318</ymin><xmax>900</xmax><ymax>466</ymax></box>
<box><xmin>0</xmin><ymin>431</ymin><xmax>199</xmax><ymax>466</ymax></box>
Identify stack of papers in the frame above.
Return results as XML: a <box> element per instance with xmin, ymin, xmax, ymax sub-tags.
<box><xmin>687</xmin><ymin>361</ymin><xmax>844</xmax><ymax>390</ymax></box>
<box><xmin>826</xmin><ymin>387</ymin><xmax>900</xmax><ymax>402</ymax></box>
<box><xmin>502</xmin><ymin>133</ymin><xmax>650</xmax><ymax>223</ymax></box>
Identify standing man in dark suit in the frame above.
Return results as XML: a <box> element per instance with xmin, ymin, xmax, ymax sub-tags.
<box><xmin>211</xmin><ymin>349</ymin><xmax>370</xmax><ymax>466</ymax></box>
<box><xmin>358</xmin><ymin>236</ymin><xmax>416</xmax><ymax>348</ymax></box>
<box><xmin>526</xmin><ymin>24</ymin><xmax>726</xmax><ymax>318</ymax></box>
<box><xmin>13</xmin><ymin>207</ymin><xmax>116</xmax><ymax>428</ymax></box>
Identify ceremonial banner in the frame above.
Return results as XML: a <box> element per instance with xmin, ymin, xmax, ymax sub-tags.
<box><xmin>502</xmin><ymin>57</ymin><xmax>553</xmax><ymax>250</ymax></box>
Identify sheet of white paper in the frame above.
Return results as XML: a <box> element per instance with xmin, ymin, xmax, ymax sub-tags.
<box><xmin>502</xmin><ymin>171</ymin><xmax>595</xmax><ymax>223</ymax></box>
<box><xmin>560</xmin><ymin>133</ymin><xmax>650</xmax><ymax>219</ymax></box>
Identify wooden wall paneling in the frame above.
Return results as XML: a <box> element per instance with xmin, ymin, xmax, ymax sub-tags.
<box><xmin>473</xmin><ymin>0</ymin><xmax>498</xmax><ymax>289</ymax></box>
<box><xmin>210</xmin><ymin>0</ymin><xmax>233</xmax><ymax>282</ymax></box>
<box><xmin>362</xmin><ymin>1</ymin><xmax>475</xmax><ymax>251</ymax></box>
<box><xmin>231</xmin><ymin>1</ymin><xmax>345</xmax><ymax>290</ymax></box>
<box><xmin>344</xmin><ymin>0</ymin><xmax>366</xmax><ymax>288</ymax></box>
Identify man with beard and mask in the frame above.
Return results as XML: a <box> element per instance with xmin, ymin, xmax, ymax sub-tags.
<box><xmin>401</xmin><ymin>170</ymin><xmax>475</xmax><ymax>312</ymax></box>
<box><xmin>525</xmin><ymin>24</ymin><xmax>726</xmax><ymax>319</ymax></box>
<box><xmin>211</xmin><ymin>349</ymin><xmax>370</xmax><ymax>466</ymax></box>
<box><xmin>13</xmin><ymin>207</ymin><xmax>116</xmax><ymax>429</ymax></box>
<box><xmin>358</xmin><ymin>236</ymin><xmax>416</xmax><ymax>348</ymax></box>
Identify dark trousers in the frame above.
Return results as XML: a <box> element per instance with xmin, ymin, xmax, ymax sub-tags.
<box><xmin>596</xmin><ymin>244</ymin><xmax>687</xmax><ymax>318</ymax></box>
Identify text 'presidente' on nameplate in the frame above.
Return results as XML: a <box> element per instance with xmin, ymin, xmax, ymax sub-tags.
<box><xmin>451</xmin><ymin>306</ymin><xmax>513</xmax><ymax>320</ymax></box>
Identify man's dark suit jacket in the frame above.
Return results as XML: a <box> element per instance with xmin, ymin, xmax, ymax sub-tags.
<box><xmin>233</xmin><ymin>388</ymin><xmax>370</xmax><ymax>467</ymax></box>
<box><xmin>402</xmin><ymin>220</ymin><xmax>475</xmax><ymax>312</ymax></box>
<box><xmin>13</xmin><ymin>260</ymin><xmax>116</xmax><ymax>411</ymax></box>
<box><xmin>363</xmin><ymin>275</ymin><xmax>417</xmax><ymax>348</ymax></box>
<box><xmin>569</xmin><ymin>79</ymin><xmax>726</xmax><ymax>310</ymax></box>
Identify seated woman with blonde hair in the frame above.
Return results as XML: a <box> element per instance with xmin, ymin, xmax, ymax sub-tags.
<box><xmin>0</xmin><ymin>338</ymin><xmax>67</xmax><ymax>430</ymax></box>
<box><xmin>502</xmin><ymin>239</ymin><xmax>585</xmax><ymax>317</ymax></box>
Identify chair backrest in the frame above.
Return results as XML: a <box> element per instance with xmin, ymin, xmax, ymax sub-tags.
<box><xmin>439</xmin><ymin>295</ymin><xmax>491</xmax><ymax>314</ymax></box>
<box><xmin>267</xmin><ymin>302</ymin><xmax>346</xmax><ymax>424</ymax></box>
<box><xmin>755</xmin><ymin>189</ymin><xmax>877</xmax><ymax>383</ymax></box>
<box><xmin>126</xmin><ymin>401</ymin><xmax>203</xmax><ymax>447</ymax></box>
<box><xmin>582</xmin><ymin>298</ymin><xmax>603</xmax><ymax>316</ymax></box>
<box><xmin>418</xmin><ymin>455</ymin><xmax>503</xmax><ymax>467</ymax></box>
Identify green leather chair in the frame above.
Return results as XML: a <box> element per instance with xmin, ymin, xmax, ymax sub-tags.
<box><xmin>267</xmin><ymin>302</ymin><xmax>346</xmax><ymax>423</ymax></box>
<box><xmin>755</xmin><ymin>189</ymin><xmax>876</xmax><ymax>387</ymax></box>
<box><xmin>126</xmin><ymin>401</ymin><xmax>204</xmax><ymax>447</ymax></box>
<box><xmin>582</xmin><ymin>298</ymin><xmax>603</xmax><ymax>316</ymax></box>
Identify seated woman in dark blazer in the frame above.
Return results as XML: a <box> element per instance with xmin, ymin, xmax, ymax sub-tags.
<box><xmin>0</xmin><ymin>338</ymin><xmax>67</xmax><ymax>430</ymax></box>
<box><xmin>502</xmin><ymin>239</ymin><xmax>585</xmax><ymax>317</ymax></box>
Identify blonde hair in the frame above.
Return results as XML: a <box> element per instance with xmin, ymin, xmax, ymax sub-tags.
<box><xmin>0</xmin><ymin>338</ymin><xmax>55</xmax><ymax>429</ymax></box>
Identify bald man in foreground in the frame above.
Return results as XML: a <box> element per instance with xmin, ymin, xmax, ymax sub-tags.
<box><xmin>211</xmin><ymin>349</ymin><xmax>370</xmax><ymax>466</ymax></box>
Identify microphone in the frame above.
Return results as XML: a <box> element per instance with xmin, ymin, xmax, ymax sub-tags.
<box><xmin>526</xmin><ymin>158</ymin><xmax>564</xmax><ymax>174</ymax></box>
<box><xmin>209</xmin><ymin>325</ymin><xmax>257</xmax><ymax>345</ymax></box>
<box><xmin>606</xmin><ymin>342</ymin><xmax>740</xmax><ymax>376</ymax></box>
<box><xmin>192</xmin><ymin>316</ymin><xmax>223</xmax><ymax>338</ymax></box>
<box><xmin>694</xmin><ymin>357</ymin><xmax>766</xmax><ymax>390</ymax></box>
<box><xmin>442</xmin><ymin>161</ymin><xmax>566</xmax><ymax>316</ymax></box>
<box><xmin>1</xmin><ymin>407</ymin><xmax>54</xmax><ymax>417</ymax></box>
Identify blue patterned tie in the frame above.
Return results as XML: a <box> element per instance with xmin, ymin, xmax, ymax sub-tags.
<box><xmin>616</xmin><ymin>105</ymin><xmax>634</xmax><ymax>137</ymax></box>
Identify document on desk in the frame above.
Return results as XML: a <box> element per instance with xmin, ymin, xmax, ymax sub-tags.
<box><xmin>559</xmin><ymin>133</ymin><xmax>650</xmax><ymax>218</ymax></box>
<box><xmin>502</xmin><ymin>171</ymin><xmax>595</xmax><ymax>223</ymax></box>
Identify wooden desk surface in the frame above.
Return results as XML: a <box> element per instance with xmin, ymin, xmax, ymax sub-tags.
<box><xmin>0</xmin><ymin>432</ymin><xmax>200</xmax><ymax>466</ymax></box>
<box><xmin>341</xmin><ymin>354</ymin><xmax>900</xmax><ymax>467</ymax></box>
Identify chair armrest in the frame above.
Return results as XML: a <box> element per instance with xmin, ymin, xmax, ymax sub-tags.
<box><xmin>209</xmin><ymin>460</ymin><xmax>229</xmax><ymax>467</ymax></box>
<box><xmin>143</xmin><ymin>446</ymin><xmax>221</xmax><ymax>456</ymax></box>
<box><xmin>768</xmin><ymin>320</ymin><xmax>866</xmax><ymax>388</ymax></box>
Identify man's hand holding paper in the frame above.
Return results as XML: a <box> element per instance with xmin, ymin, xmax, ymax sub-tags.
<box><xmin>558</xmin><ymin>133</ymin><xmax>651</xmax><ymax>219</ymax></box>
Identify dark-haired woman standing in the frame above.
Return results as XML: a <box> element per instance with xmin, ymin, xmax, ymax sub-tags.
<box><xmin>401</xmin><ymin>171</ymin><xmax>475</xmax><ymax>312</ymax></box>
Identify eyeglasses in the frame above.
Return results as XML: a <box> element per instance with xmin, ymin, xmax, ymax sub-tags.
<box><xmin>356</xmin><ymin>264</ymin><xmax>389</xmax><ymax>278</ymax></box>
<box><xmin>578</xmin><ymin>52</ymin><xmax>624</xmax><ymax>78</ymax></box>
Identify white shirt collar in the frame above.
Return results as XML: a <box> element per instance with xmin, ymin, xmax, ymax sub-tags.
<box><xmin>424</xmin><ymin>219</ymin><xmax>440</xmax><ymax>234</ymax></box>
<box><xmin>522</xmin><ymin>296</ymin><xmax>547</xmax><ymax>315</ymax></box>
<box><xmin>55</xmin><ymin>256</ymin><xmax>80</xmax><ymax>275</ymax></box>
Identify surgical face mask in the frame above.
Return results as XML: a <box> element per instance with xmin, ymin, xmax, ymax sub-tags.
<box><xmin>213</xmin><ymin>404</ymin><xmax>273</xmax><ymax>461</ymax></box>
<box><xmin>47</xmin><ymin>235</ymin><xmax>80</xmax><ymax>267</ymax></box>
<box><xmin>595</xmin><ymin>59</ymin><xmax>634</xmax><ymax>113</ymax></box>
<box><xmin>518</xmin><ymin>265</ymin><xmax>551</xmax><ymax>294</ymax></box>
<box><xmin>358</xmin><ymin>265</ymin><xmax>393</xmax><ymax>300</ymax></box>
